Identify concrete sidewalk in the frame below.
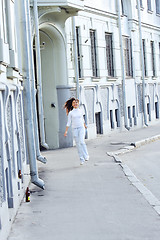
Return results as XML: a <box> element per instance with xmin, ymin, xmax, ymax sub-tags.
<box><xmin>8</xmin><ymin>122</ymin><xmax>160</xmax><ymax>240</ymax></box>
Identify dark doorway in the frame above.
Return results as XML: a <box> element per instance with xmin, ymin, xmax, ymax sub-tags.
<box><xmin>95</xmin><ymin>112</ymin><xmax>102</xmax><ymax>134</ymax></box>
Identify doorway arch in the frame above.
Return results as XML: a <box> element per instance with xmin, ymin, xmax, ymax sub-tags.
<box><xmin>34</xmin><ymin>23</ymin><xmax>68</xmax><ymax>149</ymax></box>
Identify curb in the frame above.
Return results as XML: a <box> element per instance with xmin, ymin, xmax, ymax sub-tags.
<box><xmin>107</xmin><ymin>134</ymin><xmax>160</xmax><ymax>216</ymax></box>
<box><xmin>107</xmin><ymin>134</ymin><xmax>160</xmax><ymax>162</ymax></box>
<box><xmin>131</xmin><ymin>134</ymin><xmax>160</xmax><ymax>148</ymax></box>
<box><xmin>120</xmin><ymin>163</ymin><xmax>160</xmax><ymax>216</ymax></box>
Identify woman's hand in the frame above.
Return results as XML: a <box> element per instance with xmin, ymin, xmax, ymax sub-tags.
<box><xmin>64</xmin><ymin>131</ymin><xmax>67</xmax><ymax>137</ymax></box>
<box><xmin>64</xmin><ymin>126</ymin><xmax>69</xmax><ymax>137</ymax></box>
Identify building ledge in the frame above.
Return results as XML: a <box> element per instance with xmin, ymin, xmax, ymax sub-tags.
<box><xmin>0</xmin><ymin>40</ymin><xmax>10</xmax><ymax>65</ymax></box>
<box><xmin>7</xmin><ymin>67</ymin><xmax>20</xmax><ymax>79</ymax></box>
<box><xmin>30</xmin><ymin>0</ymin><xmax>84</xmax><ymax>12</ymax></box>
<box><xmin>0</xmin><ymin>63</ymin><xmax>7</xmax><ymax>73</ymax></box>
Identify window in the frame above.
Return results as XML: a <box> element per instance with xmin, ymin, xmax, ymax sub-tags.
<box><xmin>90</xmin><ymin>30</ymin><xmax>98</xmax><ymax>77</ymax></box>
<box><xmin>115</xmin><ymin>109</ymin><xmax>120</xmax><ymax>127</ymax></box>
<box><xmin>142</xmin><ymin>39</ymin><xmax>147</xmax><ymax>77</ymax></box>
<box><xmin>151</xmin><ymin>41</ymin><xmax>155</xmax><ymax>77</ymax></box>
<box><xmin>132</xmin><ymin>105</ymin><xmax>137</xmax><ymax>125</ymax></box>
<box><xmin>121</xmin><ymin>0</ymin><xmax>124</xmax><ymax>15</ymax></box>
<box><xmin>147</xmin><ymin>0</ymin><xmax>152</xmax><ymax>10</ymax></box>
<box><xmin>105</xmin><ymin>33</ymin><xmax>114</xmax><ymax>77</ymax></box>
<box><xmin>76</xmin><ymin>27</ymin><xmax>82</xmax><ymax>78</ymax></box>
<box><xmin>123</xmin><ymin>36</ymin><xmax>133</xmax><ymax>77</ymax></box>
<box><xmin>140</xmin><ymin>0</ymin><xmax>143</xmax><ymax>8</ymax></box>
<box><xmin>128</xmin><ymin>106</ymin><xmax>132</xmax><ymax>127</ymax></box>
<box><xmin>121</xmin><ymin>0</ymin><xmax>126</xmax><ymax>15</ymax></box>
<box><xmin>155</xmin><ymin>102</ymin><xmax>159</xmax><ymax>119</ymax></box>
<box><xmin>155</xmin><ymin>0</ymin><xmax>160</xmax><ymax>14</ymax></box>
<box><xmin>147</xmin><ymin>103</ymin><xmax>151</xmax><ymax>121</ymax></box>
<box><xmin>121</xmin><ymin>0</ymin><xmax>129</xmax><ymax>15</ymax></box>
<box><xmin>95</xmin><ymin>112</ymin><xmax>102</xmax><ymax>134</ymax></box>
<box><xmin>110</xmin><ymin>110</ymin><xmax>114</xmax><ymax>129</ymax></box>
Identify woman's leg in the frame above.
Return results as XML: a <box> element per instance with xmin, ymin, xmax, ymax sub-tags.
<box><xmin>73</xmin><ymin>128</ymin><xmax>85</xmax><ymax>163</ymax></box>
<box><xmin>79</xmin><ymin>127</ymin><xmax>89</xmax><ymax>160</ymax></box>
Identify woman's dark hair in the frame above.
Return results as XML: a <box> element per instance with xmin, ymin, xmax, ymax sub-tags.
<box><xmin>64</xmin><ymin>97</ymin><xmax>76</xmax><ymax>115</ymax></box>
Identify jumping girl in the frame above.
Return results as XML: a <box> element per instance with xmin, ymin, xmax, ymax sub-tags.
<box><xmin>64</xmin><ymin>98</ymin><xmax>89</xmax><ymax>165</ymax></box>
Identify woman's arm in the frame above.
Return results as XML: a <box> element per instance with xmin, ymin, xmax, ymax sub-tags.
<box><xmin>64</xmin><ymin>112</ymin><xmax>72</xmax><ymax>137</ymax></box>
<box><xmin>64</xmin><ymin>126</ymin><xmax>69</xmax><ymax>137</ymax></box>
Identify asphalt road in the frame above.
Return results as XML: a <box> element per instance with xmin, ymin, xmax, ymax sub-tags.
<box><xmin>120</xmin><ymin>140</ymin><xmax>160</xmax><ymax>201</ymax></box>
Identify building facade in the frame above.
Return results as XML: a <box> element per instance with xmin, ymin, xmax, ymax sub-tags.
<box><xmin>0</xmin><ymin>0</ymin><xmax>160</xmax><ymax>239</ymax></box>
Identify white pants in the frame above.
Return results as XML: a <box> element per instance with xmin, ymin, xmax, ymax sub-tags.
<box><xmin>73</xmin><ymin>127</ymin><xmax>89</xmax><ymax>162</ymax></box>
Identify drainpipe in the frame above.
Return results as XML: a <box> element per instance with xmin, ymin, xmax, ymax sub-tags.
<box><xmin>72</xmin><ymin>16</ymin><xmax>79</xmax><ymax>99</ymax></box>
<box><xmin>33</xmin><ymin>0</ymin><xmax>49</xmax><ymax>149</ymax></box>
<box><xmin>116</xmin><ymin>0</ymin><xmax>130</xmax><ymax>130</ymax></box>
<box><xmin>25</xmin><ymin>0</ymin><xmax>47</xmax><ymax>164</ymax></box>
<box><xmin>136</xmin><ymin>0</ymin><xmax>148</xmax><ymax>126</ymax></box>
<box><xmin>19</xmin><ymin>0</ymin><xmax>45</xmax><ymax>189</ymax></box>
<box><xmin>5</xmin><ymin>1</ymin><xmax>13</xmax><ymax>50</ymax></box>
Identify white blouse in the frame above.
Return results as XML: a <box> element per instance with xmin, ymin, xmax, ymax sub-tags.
<box><xmin>66</xmin><ymin>108</ymin><xmax>84</xmax><ymax>129</ymax></box>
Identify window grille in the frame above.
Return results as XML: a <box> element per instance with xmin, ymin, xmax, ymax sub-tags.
<box><xmin>105</xmin><ymin>33</ymin><xmax>114</xmax><ymax>77</ymax></box>
<box><xmin>142</xmin><ymin>39</ymin><xmax>147</xmax><ymax>77</ymax></box>
<box><xmin>147</xmin><ymin>0</ymin><xmax>152</xmax><ymax>10</ymax></box>
<box><xmin>76</xmin><ymin>27</ymin><xmax>82</xmax><ymax>78</ymax></box>
<box><xmin>151</xmin><ymin>41</ymin><xmax>155</xmax><ymax>77</ymax></box>
<box><xmin>155</xmin><ymin>0</ymin><xmax>160</xmax><ymax>14</ymax></box>
<box><xmin>123</xmin><ymin>36</ymin><xmax>133</xmax><ymax>77</ymax></box>
<box><xmin>90</xmin><ymin>30</ymin><xmax>98</xmax><ymax>77</ymax></box>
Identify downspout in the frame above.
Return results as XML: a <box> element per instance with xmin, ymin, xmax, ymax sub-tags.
<box><xmin>33</xmin><ymin>0</ymin><xmax>49</xmax><ymax>149</ymax></box>
<box><xmin>5</xmin><ymin>1</ymin><xmax>13</xmax><ymax>50</ymax></box>
<box><xmin>25</xmin><ymin>0</ymin><xmax>47</xmax><ymax>163</ymax></box>
<box><xmin>19</xmin><ymin>0</ymin><xmax>45</xmax><ymax>189</ymax></box>
<box><xmin>116</xmin><ymin>0</ymin><xmax>130</xmax><ymax>130</ymax></box>
<box><xmin>72</xmin><ymin>16</ymin><xmax>79</xmax><ymax>99</ymax></box>
<box><xmin>136</xmin><ymin>0</ymin><xmax>148</xmax><ymax>126</ymax></box>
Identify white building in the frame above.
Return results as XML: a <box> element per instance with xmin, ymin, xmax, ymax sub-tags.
<box><xmin>0</xmin><ymin>0</ymin><xmax>160</xmax><ymax>239</ymax></box>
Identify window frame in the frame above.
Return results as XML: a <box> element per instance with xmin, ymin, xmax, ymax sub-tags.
<box><xmin>147</xmin><ymin>0</ymin><xmax>152</xmax><ymax>11</ymax></box>
<box><xmin>123</xmin><ymin>36</ymin><xmax>133</xmax><ymax>77</ymax></box>
<box><xmin>150</xmin><ymin>41</ymin><xmax>155</xmax><ymax>77</ymax></box>
<box><xmin>155</xmin><ymin>0</ymin><xmax>160</xmax><ymax>14</ymax></box>
<box><xmin>90</xmin><ymin>29</ymin><xmax>98</xmax><ymax>78</ymax></box>
<box><xmin>105</xmin><ymin>33</ymin><xmax>114</xmax><ymax>77</ymax></box>
<box><xmin>142</xmin><ymin>39</ymin><xmax>147</xmax><ymax>77</ymax></box>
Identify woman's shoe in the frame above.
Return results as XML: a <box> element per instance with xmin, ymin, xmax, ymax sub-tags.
<box><xmin>85</xmin><ymin>156</ymin><xmax>89</xmax><ymax>161</ymax></box>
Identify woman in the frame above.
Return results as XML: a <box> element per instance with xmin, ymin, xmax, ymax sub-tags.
<box><xmin>64</xmin><ymin>98</ymin><xmax>89</xmax><ymax>165</ymax></box>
